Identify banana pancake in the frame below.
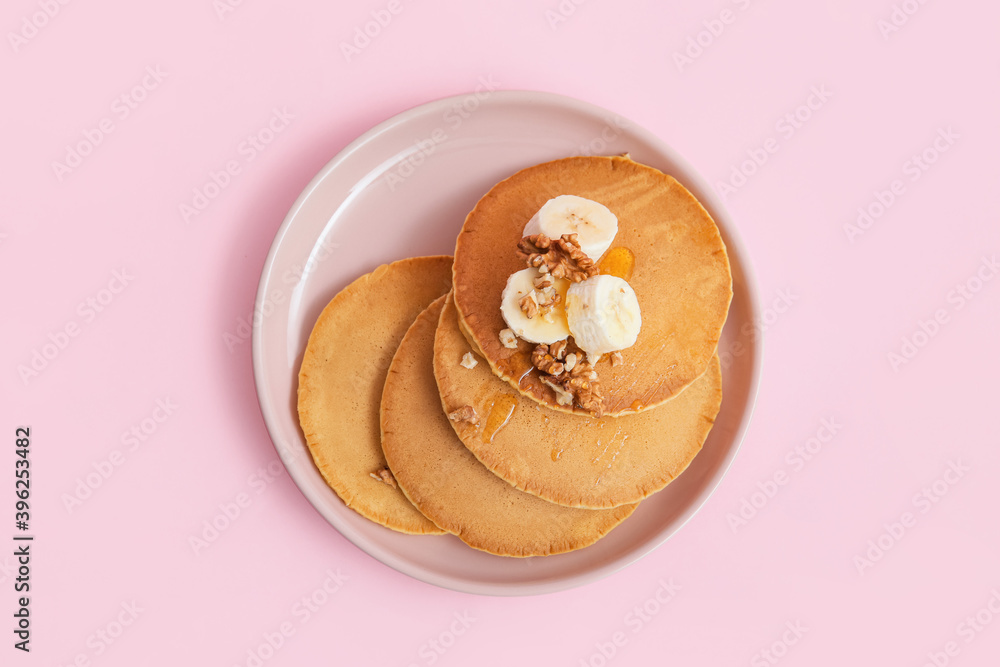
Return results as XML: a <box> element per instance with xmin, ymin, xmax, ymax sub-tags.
<box><xmin>434</xmin><ymin>293</ymin><xmax>722</xmax><ymax>509</ymax></box>
<box><xmin>381</xmin><ymin>296</ymin><xmax>636</xmax><ymax>556</ymax></box>
<box><xmin>452</xmin><ymin>155</ymin><xmax>732</xmax><ymax>417</ymax></box>
<box><xmin>297</xmin><ymin>256</ymin><xmax>452</xmax><ymax>534</ymax></box>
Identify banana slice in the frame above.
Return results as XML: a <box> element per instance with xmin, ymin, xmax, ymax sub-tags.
<box><xmin>500</xmin><ymin>268</ymin><xmax>571</xmax><ymax>344</ymax></box>
<box><xmin>565</xmin><ymin>275</ymin><xmax>642</xmax><ymax>358</ymax></box>
<box><xmin>522</xmin><ymin>195</ymin><xmax>618</xmax><ymax>261</ymax></box>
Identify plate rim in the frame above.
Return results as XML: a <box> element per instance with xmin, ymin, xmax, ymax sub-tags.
<box><xmin>251</xmin><ymin>89</ymin><xmax>763</xmax><ymax>596</ymax></box>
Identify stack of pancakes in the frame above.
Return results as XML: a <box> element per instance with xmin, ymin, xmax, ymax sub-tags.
<box><xmin>297</xmin><ymin>156</ymin><xmax>732</xmax><ymax>557</ymax></box>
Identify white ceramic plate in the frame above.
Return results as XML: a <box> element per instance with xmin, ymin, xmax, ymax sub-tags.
<box><xmin>252</xmin><ymin>90</ymin><xmax>762</xmax><ymax>596</ymax></box>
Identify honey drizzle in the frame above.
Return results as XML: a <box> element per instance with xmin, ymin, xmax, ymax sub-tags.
<box><xmin>496</xmin><ymin>351</ymin><xmax>534</xmax><ymax>387</ymax></box>
<box><xmin>598</xmin><ymin>247</ymin><xmax>636</xmax><ymax>280</ymax></box>
<box><xmin>481</xmin><ymin>395</ymin><xmax>517</xmax><ymax>443</ymax></box>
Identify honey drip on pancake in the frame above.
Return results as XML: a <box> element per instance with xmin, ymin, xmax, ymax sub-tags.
<box><xmin>496</xmin><ymin>351</ymin><xmax>535</xmax><ymax>387</ymax></box>
<box><xmin>482</xmin><ymin>395</ymin><xmax>517</xmax><ymax>443</ymax></box>
<box><xmin>597</xmin><ymin>247</ymin><xmax>636</xmax><ymax>280</ymax></box>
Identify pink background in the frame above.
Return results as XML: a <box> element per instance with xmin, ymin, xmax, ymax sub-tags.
<box><xmin>4</xmin><ymin>0</ymin><xmax>1000</xmax><ymax>665</ymax></box>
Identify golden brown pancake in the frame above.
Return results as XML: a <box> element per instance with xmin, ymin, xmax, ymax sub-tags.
<box><xmin>452</xmin><ymin>155</ymin><xmax>732</xmax><ymax>417</ymax></box>
<box><xmin>381</xmin><ymin>296</ymin><xmax>636</xmax><ymax>556</ymax></box>
<box><xmin>297</xmin><ymin>256</ymin><xmax>452</xmax><ymax>534</ymax></box>
<box><xmin>435</xmin><ymin>294</ymin><xmax>722</xmax><ymax>509</ymax></box>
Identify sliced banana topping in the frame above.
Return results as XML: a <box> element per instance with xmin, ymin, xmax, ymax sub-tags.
<box><xmin>523</xmin><ymin>195</ymin><xmax>618</xmax><ymax>261</ymax></box>
<box><xmin>500</xmin><ymin>268</ymin><xmax>571</xmax><ymax>344</ymax></box>
<box><xmin>565</xmin><ymin>275</ymin><xmax>642</xmax><ymax>358</ymax></box>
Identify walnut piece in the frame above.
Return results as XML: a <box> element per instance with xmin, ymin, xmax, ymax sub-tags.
<box><xmin>517</xmin><ymin>233</ymin><xmax>598</xmax><ymax>283</ymax></box>
<box><xmin>532</xmin><ymin>343</ymin><xmax>565</xmax><ymax>376</ymax></box>
<box><xmin>518</xmin><ymin>292</ymin><xmax>539</xmax><ymax>319</ymax></box>
<box><xmin>499</xmin><ymin>328</ymin><xmax>519</xmax><ymax>349</ymax></box>
<box><xmin>460</xmin><ymin>352</ymin><xmax>478</xmax><ymax>369</ymax></box>
<box><xmin>540</xmin><ymin>377</ymin><xmax>574</xmax><ymax>406</ymax></box>
<box><xmin>610</xmin><ymin>351</ymin><xmax>624</xmax><ymax>367</ymax></box>
<box><xmin>370</xmin><ymin>468</ymin><xmax>397</xmax><ymax>489</ymax></box>
<box><xmin>533</xmin><ymin>274</ymin><xmax>553</xmax><ymax>290</ymax></box>
<box><xmin>535</xmin><ymin>286</ymin><xmax>561</xmax><ymax>309</ymax></box>
<box><xmin>518</xmin><ymin>283</ymin><xmax>562</xmax><ymax>321</ymax></box>
<box><xmin>564</xmin><ymin>352</ymin><xmax>578</xmax><ymax>372</ymax></box>
<box><xmin>448</xmin><ymin>405</ymin><xmax>478</xmax><ymax>424</ymax></box>
<box><xmin>531</xmin><ymin>341</ymin><xmax>604</xmax><ymax>416</ymax></box>
<box><xmin>562</xmin><ymin>361</ymin><xmax>604</xmax><ymax>417</ymax></box>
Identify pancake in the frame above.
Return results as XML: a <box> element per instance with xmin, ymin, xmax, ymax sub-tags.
<box><xmin>452</xmin><ymin>155</ymin><xmax>732</xmax><ymax>417</ymax></box>
<box><xmin>435</xmin><ymin>293</ymin><xmax>722</xmax><ymax>509</ymax></box>
<box><xmin>381</xmin><ymin>296</ymin><xmax>636</xmax><ymax>556</ymax></box>
<box><xmin>297</xmin><ymin>256</ymin><xmax>452</xmax><ymax>534</ymax></box>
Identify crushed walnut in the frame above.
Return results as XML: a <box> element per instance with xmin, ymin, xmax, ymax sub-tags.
<box><xmin>532</xmin><ymin>340</ymin><xmax>568</xmax><ymax>375</ymax></box>
<box><xmin>517</xmin><ymin>233</ymin><xmax>598</xmax><ymax>283</ymax></box>
<box><xmin>448</xmin><ymin>405</ymin><xmax>478</xmax><ymax>424</ymax></box>
<box><xmin>498</xmin><ymin>328</ymin><xmax>519</xmax><ymax>349</ymax></box>
<box><xmin>533</xmin><ymin>274</ymin><xmax>553</xmax><ymax>290</ymax></box>
<box><xmin>460</xmin><ymin>352</ymin><xmax>478</xmax><ymax>369</ymax></box>
<box><xmin>610</xmin><ymin>351</ymin><xmax>624</xmax><ymax>367</ymax></box>
<box><xmin>369</xmin><ymin>467</ymin><xmax>397</xmax><ymax>489</ymax></box>
<box><xmin>564</xmin><ymin>352</ymin><xmax>578</xmax><ymax>372</ymax></box>
<box><xmin>540</xmin><ymin>377</ymin><xmax>574</xmax><ymax>406</ymax></box>
<box><xmin>517</xmin><ymin>292</ymin><xmax>539</xmax><ymax>319</ymax></box>
<box><xmin>532</xmin><ymin>341</ymin><xmax>604</xmax><ymax>416</ymax></box>
<box><xmin>517</xmin><ymin>277</ymin><xmax>563</xmax><ymax>322</ymax></box>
